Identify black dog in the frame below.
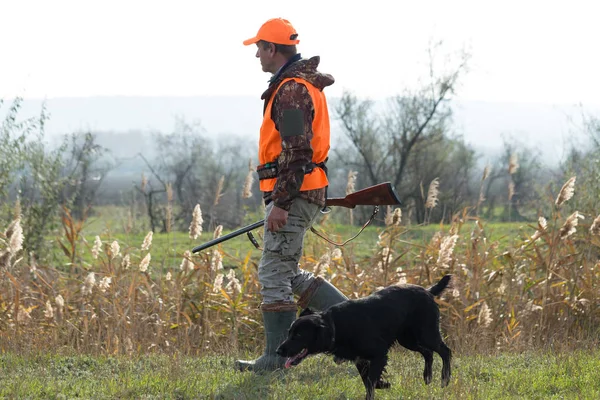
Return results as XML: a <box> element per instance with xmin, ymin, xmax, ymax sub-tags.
<box><xmin>276</xmin><ymin>275</ymin><xmax>453</xmax><ymax>400</ymax></box>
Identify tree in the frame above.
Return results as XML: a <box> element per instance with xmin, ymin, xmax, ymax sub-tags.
<box><xmin>559</xmin><ymin>112</ymin><xmax>600</xmax><ymax>216</ymax></box>
<box><xmin>482</xmin><ymin>135</ymin><xmax>543</xmax><ymax>222</ymax></box>
<box><xmin>134</xmin><ymin>118</ymin><xmax>257</xmax><ymax>233</ymax></box>
<box><xmin>61</xmin><ymin>132</ymin><xmax>112</xmax><ymax>220</ymax></box>
<box><xmin>0</xmin><ymin>98</ymin><xmax>34</xmax><ymax>205</ymax></box>
<box><xmin>403</xmin><ymin>134</ymin><xmax>476</xmax><ymax>223</ymax></box>
<box><xmin>332</xmin><ymin>42</ymin><xmax>471</xmax><ymax>223</ymax></box>
<box><xmin>1</xmin><ymin>98</ymin><xmax>80</xmax><ymax>257</ymax></box>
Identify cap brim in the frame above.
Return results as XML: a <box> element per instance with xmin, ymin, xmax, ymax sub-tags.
<box><xmin>243</xmin><ymin>37</ymin><xmax>259</xmax><ymax>46</ymax></box>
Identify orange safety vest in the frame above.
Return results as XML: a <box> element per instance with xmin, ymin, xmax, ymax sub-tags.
<box><xmin>258</xmin><ymin>77</ymin><xmax>330</xmax><ymax>192</ymax></box>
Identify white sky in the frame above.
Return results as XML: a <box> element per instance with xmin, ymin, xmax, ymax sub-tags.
<box><xmin>1</xmin><ymin>0</ymin><xmax>599</xmax><ymax>106</ymax></box>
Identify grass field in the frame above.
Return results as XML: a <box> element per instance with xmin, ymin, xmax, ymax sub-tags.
<box><xmin>1</xmin><ymin>349</ymin><xmax>598</xmax><ymax>399</ymax></box>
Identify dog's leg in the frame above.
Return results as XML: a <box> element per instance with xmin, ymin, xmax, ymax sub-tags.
<box><xmin>356</xmin><ymin>359</ymin><xmax>370</xmax><ymax>385</ymax></box>
<box><xmin>355</xmin><ymin>359</ymin><xmax>390</xmax><ymax>390</ymax></box>
<box><xmin>418</xmin><ymin>322</ymin><xmax>452</xmax><ymax>388</ymax></box>
<box><xmin>361</xmin><ymin>356</ymin><xmax>387</xmax><ymax>400</ymax></box>
<box><xmin>355</xmin><ymin>359</ymin><xmax>374</xmax><ymax>400</ymax></box>
<box><xmin>397</xmin><ymin>335</ymin><xmax>432</xmax><ymax>386</ymax></box>
<box><xmin>437</xmin><ymin>342</ymin><xmax>452</xmax><ymax>387</ymax></box>
<box><xmin>418</xmin><ymin>348</ymin><xmax>434</xmax><ymax>385</ymax></box>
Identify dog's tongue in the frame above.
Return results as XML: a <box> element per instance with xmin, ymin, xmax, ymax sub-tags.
<box><xmin>284</xmin><ymin>353</ymin><xmax>299</xmax><ymax>369</ymax></box>
<box><xmin>284</xmin><ymin>357</ymin><xmax>294</xmax><ymax>369</ymax></box>
<box><xmin>284</xmin><ymin>349</ymin><xmax>307</xmax><ymax>369</ymax></box>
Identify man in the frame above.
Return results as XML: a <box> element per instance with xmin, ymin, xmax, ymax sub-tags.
<box><xmin>235</xmin><ymin>18</ymin><xmax>348</xmax><ymax>372</ymax></box>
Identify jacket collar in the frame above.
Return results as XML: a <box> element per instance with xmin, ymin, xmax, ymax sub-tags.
<box><xmin>268</xmin><ymin>53</ymin><xmax>302</xmax><ymax>85</ymax></box>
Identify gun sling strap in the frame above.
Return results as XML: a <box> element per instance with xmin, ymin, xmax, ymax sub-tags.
<box><xmin>309</xmin><ymin>206</ymin><xmax>379</xmax><ymax>246</ymax></box>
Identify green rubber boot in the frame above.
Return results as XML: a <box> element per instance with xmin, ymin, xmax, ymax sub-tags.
<box><xmin>299</xmin><ymin>277</ymin><xmax>348</xmax><ymax>311</ymax></box>
<box><xmin>235</xmin><ymin>306</ymin><xmax>296</xmax><ymax>372</ymax></box>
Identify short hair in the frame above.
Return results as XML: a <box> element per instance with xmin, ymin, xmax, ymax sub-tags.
<box><xmin>258</xmin><ymin>40</ymin><xmax>297</xmax><ymax>59</ymax></box>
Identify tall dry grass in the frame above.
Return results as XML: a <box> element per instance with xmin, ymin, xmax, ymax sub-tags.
<box><xmin>1</xmin><ymin>176</ymin><xmax>599</xmax><ymax>357</ymax></box>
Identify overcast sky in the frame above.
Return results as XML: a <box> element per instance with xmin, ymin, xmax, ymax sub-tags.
<box><xmin>1</xmin><ymin>0</ymin><xmax>598</xmax><ymax>107</ymax></box>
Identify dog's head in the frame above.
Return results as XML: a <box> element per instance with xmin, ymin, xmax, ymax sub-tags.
<box><xmin>276</xmin><ymin>308</ymin><xmax>334</xmax><ymax>368</ymax></box>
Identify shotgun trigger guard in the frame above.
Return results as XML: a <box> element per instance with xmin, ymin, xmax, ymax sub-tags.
<box><xmin>320</xmin><ymin>206</ymin><xmax>332</xmax><ymax>214</ymax></box>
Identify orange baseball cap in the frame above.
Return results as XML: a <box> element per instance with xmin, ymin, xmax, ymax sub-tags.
<box><xmin>243</xmin><ymin>18</ymin><xmax>300</xmax><ymax>46</ymax></box>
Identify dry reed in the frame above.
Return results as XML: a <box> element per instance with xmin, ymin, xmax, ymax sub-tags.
<box><xmin>508</xmin><ymin>153</ymin><xmax>519</xmax><ymax>175</ymax></box>
<box><xmin>242</xmin><ymin>159</ymin><xmax>254</xmax><ymax>199</ymax></box>
<box><xmin>2</xmin><ymin>178</ymin><xmax>600</xmax><ymax>358</ymax></box>
<box><xmin>189</xmin><ymin>205</ymin><xmax>203</xmax><ymax>240</ymax></box>
<box><xmin>555</xmin><ymin>176</ymin><xmax>576</xmax><ymax>207</ymax></box>
<box><xmin>425</xmin><ymin>178</ymin><xmax>440</xmax><ymax>209</ymax></box>
<box><xmin>346</xmin><ymin>170</ymin><xmax>357</xmax><ymax>225</ymax></box>
<box><xmin>166</xmin><ymin>182</ymin><xmax>173</xmax><ymax>233</ymax></box>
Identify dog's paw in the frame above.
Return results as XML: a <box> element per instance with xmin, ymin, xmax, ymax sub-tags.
<box><xmin>424</xmin><ymin>374</ymin><xmax>432</xmax><ymax>385</ymax></box>
<box><xmin>375</xmin><ymin>379</ymin><xmax>391</xmax><ymax>390</ymax></box>
<box><xmin>333</xmin><ymin>356</ymin><xmax>346</xmax><ymax>364</ymax></box>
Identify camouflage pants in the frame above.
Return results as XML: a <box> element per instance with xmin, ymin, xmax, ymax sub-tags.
<box><xmin>258</xmin><ymin>198</ymin><xmax>321</xmax><ymax>304</ymax></box>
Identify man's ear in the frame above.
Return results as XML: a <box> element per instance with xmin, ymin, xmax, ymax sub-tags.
<box><xmin>299</xmin><ymin>308</ymin><xmax>315</xmax><ymax>317</ymax></box>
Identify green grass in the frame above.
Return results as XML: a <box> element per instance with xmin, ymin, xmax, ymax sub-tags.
<box><xmin>1</xmin><ymin>349</ymin><xmax>598</xmax><ymax>399</ymax></box>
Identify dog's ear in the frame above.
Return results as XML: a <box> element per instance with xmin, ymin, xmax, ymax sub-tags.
<box><xmin>316</xmin><ymin>318</ymin><xmax>328</xmax><ymax>329</ymax></box>
<box><xmin>299</xmin><ymin>308</ymin><xmax>315</xmax><ymax>317</ymax></box>
<box><xmin>316</xmin><ymin>315</ymin><xmax>333</xmax><ymax>349</ymax></box>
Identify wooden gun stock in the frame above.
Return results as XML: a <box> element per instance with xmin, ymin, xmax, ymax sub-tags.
<box><xmin>326</xmin><ymin>182</ymin><xmax>402</xmax><ymax>209</ymax></box>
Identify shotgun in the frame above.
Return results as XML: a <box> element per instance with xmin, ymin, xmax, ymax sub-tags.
<box><xmin>191</xmin><ymin>182</ymin><xmax>401</xmax><ymax>254</ymax></box>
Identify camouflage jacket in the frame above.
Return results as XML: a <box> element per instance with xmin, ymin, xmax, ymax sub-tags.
<box><xmin>261</xmin><ymin>54</ymin><xmax>335</xmax><ymax>211</ymax></box>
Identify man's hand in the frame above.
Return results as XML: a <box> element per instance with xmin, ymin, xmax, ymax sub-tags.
<box><xmin>267</xmin><ymin>206</ymin><xmax>288</xmax><ymax>232</ymax></box>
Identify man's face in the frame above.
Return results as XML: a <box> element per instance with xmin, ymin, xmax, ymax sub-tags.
<box><xmin>256</xmin><ymin>42</ymin><xmax>276</xmax><ymax>74</ymax></box>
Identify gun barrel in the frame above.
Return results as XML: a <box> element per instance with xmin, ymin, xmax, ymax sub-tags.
<box><xmin>191</xmin><ymin>220</ymin><xmax>265</xmax><ymax>253</ymax></box>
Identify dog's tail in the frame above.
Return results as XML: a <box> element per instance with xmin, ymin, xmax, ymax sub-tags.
<box><xmin>428</xmin><ymin>275</ymin><xmax>452</xmax><ymax>297</ymax></box>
